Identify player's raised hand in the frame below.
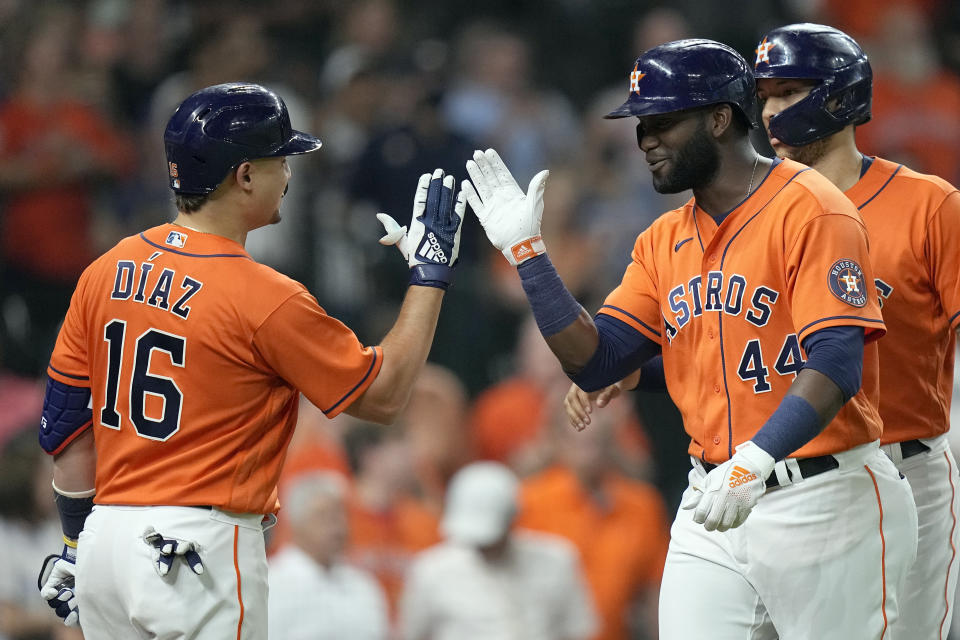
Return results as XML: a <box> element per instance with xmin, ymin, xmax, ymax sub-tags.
<box><xmin>564</xmin><ymin>368</ymin><xmax>641</xmax><ymax>431</ymax></box>
<box><xmin>462</xmin><ymin>148</ymin><xmax>549</xmax><ymax>265</ymax></box>
<box><xmin>377</xmin><ymin>169</ymin><xmax>466</xmax><ymax>289</ymax></box>
<box><xmin>681</xmin><ymin>441</ymin><xmax>776</xmax><ymax>532</ymax></box>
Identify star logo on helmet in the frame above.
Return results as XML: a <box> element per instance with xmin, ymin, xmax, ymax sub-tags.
<box><xmin>755</xmin><ymin>37</ymin><xmax>776</xmax><ymax>67</ymax></box>
<box><xmin>630</xmin><ymin>63</ymin><xmax>645</xmax><ymax>95</ymax></box>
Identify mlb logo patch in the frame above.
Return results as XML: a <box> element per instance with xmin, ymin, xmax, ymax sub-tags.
<box><xmin>165</xmin><ymin>231</ymin><xmax>187</xmax><ymax>248</ymax></box>
<box><xmin>168</xmin><ymin>162</ymin><xmax>181</xmax><ymax>190</ymax></box>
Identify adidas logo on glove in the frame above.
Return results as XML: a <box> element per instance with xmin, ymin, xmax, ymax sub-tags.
<box><xmin>727</xmin><ymin>465</ymin><xmax>758</xmax><ymax>488</ymax></box>
<box><xmin>417</xmin><ymin>232</ymin><xmax>449</xmax><ymax>264</ymax></box>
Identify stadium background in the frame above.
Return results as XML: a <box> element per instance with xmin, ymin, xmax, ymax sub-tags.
<box><xmin>0</xmin><ymin>1</ymin><xmax>958</xmax><ymax>638</ymax></box>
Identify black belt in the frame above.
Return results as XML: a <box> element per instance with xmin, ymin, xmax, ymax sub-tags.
<box><xmin>898</xmin><ymin>439</ymin><xmax>931</xmax><ymax>459</ymax></box>
<box><xmin>702</xmin><ymin>454</ymin><xmax>839</xmax><ymax>489</ymax></box>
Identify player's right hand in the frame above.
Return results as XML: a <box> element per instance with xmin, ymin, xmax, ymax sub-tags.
<box><xmin>462</xmin><ymin>148</ymin><xmax>549</xmax><ymax>266</ymax></box>
<box><xmin>564</xmin><ymin>369</ymin><xmax>642</xmax><ymax>431</ymax></box>
<box><xmin>377</xmin><ymin>168</ymin><xmax>466</xmax><ymax>288</ymax></box>
<box><xmin>38</xmin><ymin>542</ymin><xmax>80</xmax><ymax>627</ymax></box>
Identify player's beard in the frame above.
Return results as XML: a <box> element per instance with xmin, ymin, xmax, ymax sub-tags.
<box><xmin>778</xmin><ymin>136</ymin><xmax>830</xmax><ymax>167</ymax></box>
<box><xmin>653</xmin><ymin>120</ymin><xmax>720</xmax><ymax>194</ymax></box>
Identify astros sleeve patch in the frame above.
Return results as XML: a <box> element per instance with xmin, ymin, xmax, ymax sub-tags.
<box><xmin>786</xmin><ymin>213</ymin><xmax>885</xmax><ymax>343</ymax></box>
<box><xmin>827</xmin><ymin>259</ymin><xmax>867</xmax><ymax>308</ymax></box>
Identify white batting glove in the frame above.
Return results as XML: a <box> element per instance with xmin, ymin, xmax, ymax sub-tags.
<box><xmin>376</xmin><ymin>212</ymin><xmax>411</xmax><ymax>262</ymax></box>
<box><xmin>462</xmin><ymin>148</ymin><xmax>549</xmax><ymax>265</ymax></box>
<box><xmin>38</xmin><ymin>543</ymin><xmax>79</xmax><ymax>627</ymax></box>
<box><xmin>681</xmin><ymin>441</ymin><xmax>775</xmax><ymax>532</ymax></box>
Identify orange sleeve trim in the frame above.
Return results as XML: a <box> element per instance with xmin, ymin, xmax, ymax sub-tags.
<box><xmin>796</xmin><ymin>315</ymin><xmax>885</xmax><ymax>344</ymax></box>
<box><xmin>940</xmin><ymin>452</ymin><xmax>957</xmax><ymax>638</ymax></box>
<box><xmin>45</xmin><ymin>420</ymin><xmax>93</xmax><ymax>456</ymax></box>
<box><xmin>865</xmin><ymin>465</ymin><xmax>889</xmax><ymax>639</ymax></box>
<box><xmin>597</xmin><ymin>305</ymin><xmax>662</xmax><ymax>344</ymax></box>
<box><xmin>322</xmin><ymin>346</ymin><xmax>383</xmax><ymax>417</ymax></box>
<box><xmin>233</xmin><ymin>525</ymin><xmax>245</xmax><ymax>640</ymax></box>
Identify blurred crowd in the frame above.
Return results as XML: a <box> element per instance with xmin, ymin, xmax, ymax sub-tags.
<box><xmin>1</xmin><ymin>1</ymin><xmax>959</xmax><ymax>639</ymax></box>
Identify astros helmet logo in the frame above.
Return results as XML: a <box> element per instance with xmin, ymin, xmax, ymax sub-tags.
<box><xmin>754</xmin><ymin>37</ymin><xmax>776</xmax><ymax>67</ymax></box>
<box><xmin>630</xmin><ymin>63</ymin><xmax>646</xmax><ymax>95</ymax></box>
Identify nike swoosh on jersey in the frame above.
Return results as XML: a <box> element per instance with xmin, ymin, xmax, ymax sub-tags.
<box><xmin>674</xmin><ymin>237</ymin><xmax>693</xmax><ymax>252</ymax></box>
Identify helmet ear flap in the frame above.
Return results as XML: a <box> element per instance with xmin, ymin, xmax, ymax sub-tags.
<box><xmin>828</xmin><ymin>78</ymin><xmax>872</xmax><ymax>126</ymax></box>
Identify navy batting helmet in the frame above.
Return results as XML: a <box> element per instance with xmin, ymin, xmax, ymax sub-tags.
<box><xmin>604</xmin><ymin>39</ymin><xmax>759</xmax><ymax>129</ymax></box>
<box><xmin>164</xmin><ymin>83</ymin><xmax>322</xmax><ymax>195</ymax></box>
<box><xmin>753</xmin><ymin>23</ymin><xmax>872</xmax><ymax>147</ymax></box>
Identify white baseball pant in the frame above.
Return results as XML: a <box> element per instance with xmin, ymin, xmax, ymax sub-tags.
<box><xmin>75</xmin><ymin>505</ymin><xmax>268</xmax><ymax>639</ymax></box>
<box><xmin>884</xmin><ymin>434</ymin><xmax>960</xmax><ymax>639</ymax></box>
<box><xmin>659</xmin><ymin>440</ymin><xmax>918</xmax><ymax>639</ymax></box>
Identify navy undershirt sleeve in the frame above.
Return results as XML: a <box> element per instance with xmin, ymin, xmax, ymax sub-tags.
<box><xmin>800</xmin><ymin>325</ymin><xmax>864</xmax><ymax>402</ymax></box>
<box><xmin>635</xmin><ymin>355</ymin><xmax>667</xmax><ymax>392</ymax></box>
<box><xmin>569</xmin><ymin>314</ymin><xmax>661</xmax><ymax>392</ymax></box>
<box><xmin>751</xmin><ymin>325</ymin><xmax>864</xmax><ymax>460</ymax></box>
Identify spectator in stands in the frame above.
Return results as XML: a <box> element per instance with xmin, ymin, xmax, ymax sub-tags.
<box><xmin>442</xmin><ymin>21</ymin><xmax>582</xmax><ymax>185</ymax></box>
<box><xmin>343</xmin><ymin>421</ymin><xmax>440</xmax><ymax>618</ymax></box>
<box><xmin>470</xmin><ymin>318</ymin><xmax>650</xmax><ymax>477</ymax></box>
<box><xmin>857</xmin><ymin>3</ymin><xmax>960</xmax><ymax>184</ymax></box>
<box><xmin>0</xmin><ymin>428</ymin><xmax>83</xmax><ymax>640</ymax></box>
<box><xmin>519</xmin><ymin>402</ymin><xmax>670</xmax><ymax>640</ymax></box>
<box><xmin>400</xmin><ymin>461</ymin><xmax>597</xmax><ymax>640</ymax></box>
<box><xmin>402</xmin><ymin>363</ymin><xmax>472</xmax><ymax>511</ymax></box>
<box><xmin>268</xmin><ymin>471</ymin><xmax>388</xmax><ymax>640</ymax></box>
<box><xmin>469</xmin><ymin>317</ymin><xmax>577</xmax><ymax>470</ymax></box>
<box><xmin>0</xmin><ymin>6</ymin><xmax>135</xmax><ymax>375</ymax></box>
<box><xmin>267</xmin><ymin>397</ymin><xmax>353</xmax><ymax>554</ymax></box>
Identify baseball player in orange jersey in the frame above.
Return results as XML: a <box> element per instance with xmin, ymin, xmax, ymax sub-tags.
<box><xmin>754</xmin><ymin>23</ymin><xmax>960</xmax><ymax>638</ymax></box>
<box><xmin>35</xmin><ymin>83</ymin><xmax>467</xmax><ymax>638</ymax></box>
<box><xmin>467</xmin><ymin>40</ymin><xmax>917</xmax><ymax>638</ymax></box>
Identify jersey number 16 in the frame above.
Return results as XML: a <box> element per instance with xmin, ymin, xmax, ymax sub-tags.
<box><xmin>99</xmin><ymin>319</ymin><xmax>185</xmax><ymax>441</ymax></box>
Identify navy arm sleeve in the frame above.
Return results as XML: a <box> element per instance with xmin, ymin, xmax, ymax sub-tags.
<box><xmin>800</xmin><ymin>325</ymin><xmax>864</xmax><ymax>402</ymax></box>
<box><xmin>751</xmin><ymin>325</ymin><xmax>864</xmax><ymax>460</ymax></box>
<box><xmin>569</xmin><ymin>314</ymin><xmax>661</xmax><ymax>392</ymax></box>
<box><xmin>635</xmin><ymin>355</ymin><xmax>667</xmax><ymax>392</ymax></box>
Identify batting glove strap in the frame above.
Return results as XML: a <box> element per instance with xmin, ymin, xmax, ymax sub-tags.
<box><xmin>504</xmin><ymin>235</ymin><xmax>546</xmax><ymax>266</ymax></box>
<box><xmin>409</xmin><ymin>263</ymin><xmax>453</xmax><ymax>289</ymax></box>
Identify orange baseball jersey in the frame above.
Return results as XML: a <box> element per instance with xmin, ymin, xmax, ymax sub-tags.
<box><xmin>846</xmin><ymin>157</ymin><xmax>960</xmax><ymax>443</ymax></box>
<box><xmin>600</xmin><ymin>159</ymin><xmax>885</xmax><ymax>463</ymax></box>
<box><xmin>47</xmin><ymin>224</ymin><xmax>382</xmax><ymax>514</ymax></box>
